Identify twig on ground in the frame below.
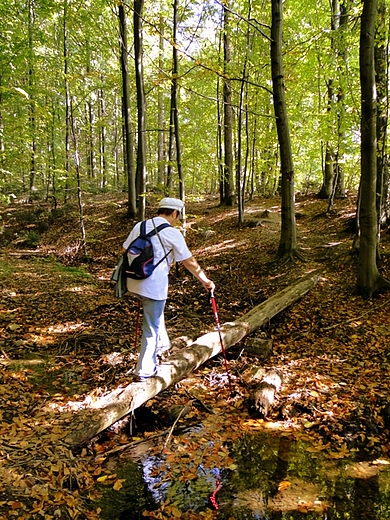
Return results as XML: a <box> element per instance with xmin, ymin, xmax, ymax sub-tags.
<box><xmin>323</xmin><ymin>296</ymin><xmax>390</xmax><ymax>331</ymax></box>
<box><xmin>163</xmin><ymin>405</ymin><xmax>190</xmax><ymax>450</ymax></box>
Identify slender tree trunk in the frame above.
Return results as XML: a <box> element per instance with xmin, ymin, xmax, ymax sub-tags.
<box><xmin>70</xmin><ymin>99</ymin><xmax>87</xmax><ymax>257</ymax></box>
<box><xmin>217</xmin><ymin>21</ymin><xmax>224</xmax><ymax>201</ymax></box>
<box><xmin>250</xmin><ymin>112</ymin><xmax>257</xmax><ymax>200</ymax></box>
<box><xmin>375</xmin><ymin>0</ymin><xmax>388</xmax><ymax>231</ymax></box>
<box><xmin>63</xmin><ymin>0</ymin><xmax>70</xmax><ymax>204</ymax></box>
<box><xmin>334</xmin><ymin>0</ymin><xmax>349</xmax><ymax>199</ymax></box>
<box><xmin>166</xmin><ymin>93</ymin><xmax>174</xmax><ymax>194</ymax></box>
<box><xmin>237</xmin><ymin>0</ymin><xmax>252</xmax><ymax>225</ymax></box>
<box><xmin>28</xmin><ymin>0</ymin><xmax>36</xmax><ymax>201</ymax></box>
<box><xmin>221</xmin><ymin>2</ymin><xmax>234</xmax><ymax>206</ymax></box>
<box><xmin>270</xmin><ymin>0</ymin><xmax>299</xmax><ymax>260</ymax></box>
<box><xmin>98</xmin><ymin>86</ymin><xmax>107</xmax><ymax>190</ymax></box>
<box><xmin>50</xmin><ymin>102</ymin><xmax>57</xmax><ymax>207</ymax></box>
<box><xmin>166</xmin><ymin>2</ymin><xmax>177</xmax><ymax>196</ymax></box>
<box><xmin>357</xmin><ymin>0</ymin><xmax>390</xmax><ymax>298</ymax></box>
<box><xmin>321</xmin><ymin>0</ymin><xmax>349</xmax><ymax>204</ymax></box>
<box><xmin>171</xmin><ymin>0</ymin><xmax>184</xmax><ymax>202</ymax></box>
<box><xmin>85</xmin><ymin>44</ymin><xmax>96</xmax><ymax>181</ymax></box>
<box><xmin>318</xmin><ymin>80</ymin><xmax>335</xmax><ymax>200</ymax></box>
<box><xmin>113</xmin><ymin>97</ymin><xmax>120</xmax><ymax>189</ymax></box>
<box><xmin>134</xmin><ymin>0</ymin><xmax>146</xmax><ymax>221</ymax></box>
<box><xmin>118</xmin><ymin>2</ymin><xmax>136</xmax><ymax>218</ymax></box>
<box><xmin>157</xmin><ymin>14</ymin><xmax>165</xmax><ymax>188</ymax></box>
<box><xmin>86</xmin><ymin>100</ymin><xmax>95</xmax><ymax>180</ymax></box>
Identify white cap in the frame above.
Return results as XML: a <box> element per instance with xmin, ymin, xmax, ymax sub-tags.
<box><xmin>158</xmin><ymin>197</ymin><xmax>184</xmax><ymax>212</ymax></box>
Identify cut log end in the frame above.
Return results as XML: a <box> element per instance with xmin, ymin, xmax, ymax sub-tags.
<box><xmin>249</xmin><ymin>369</ymin><xmax>283</xmax><ymax>418</ymax></box>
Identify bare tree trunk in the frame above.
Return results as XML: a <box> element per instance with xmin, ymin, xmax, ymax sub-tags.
<box><xmin>334</xmin><ymin>0</ymin><xmax>349</xmax><ymax>199</ymax></box>
<box><xmin>118</xmin><ymin>2</ymin><xmax>136</xmax><ymax>218</ymax></box>
<box><xmin>171</xmin><ymin>0</ymin><xmax>184</xmax><ymax>202</ymax></box>
<box><xmin>357</xmin><ymin>0</ymin><xmax>390</xmax><ymax>298</ymax></box>
<box><xmin>85</xmin><ymin>44</ymin><xmax>96</xmax><ymax>181</ymax></box>
<box><xmin>98</xmin><ymin>86</ymin><xmax>107</xmax><ymax>190</ymax></box>
<box><xmin>375</xmin><ymin>0</ymin><xmax>388</xmax><ymax>232</ymax></box>
<box><xmin>63</xmin><ymin>0</ymin><xmax>70</xmax><ymax>204</ymax></box>
<box><xmin>28</xmin><ymin>0</ymin><xmax>36</xmax><ymax>201</ymax></box>
<box><xmin>237</xmin><ymin>0</ymin><xmax>252</xmax><ymax>225</ymax></box>
<box><xmin>221</xmin><ymin>1</ymin><xmax>234</xmax><ymax>206</ymax></box>
<box><xmin>318</xmin><ymin>80</ymin><xmax>335</xmax><ymax>200</ymax></box>
<box><xmin>86</xmin><ymin>99</ymin><xmax>95</xmax><ymax>180</ymax></box>
<box><xmin>157</xmin><ymin>14</ymin><xmax>165</xmax><ymax>188</ymax></box>
<box><xmin>217</xmin><ymin>21</ymin><xmax>224</xmax><ymax>201</ymax></box>
<box><xmin>134</xmin><ymin>0</ymin><xmax>146</xmax><ymax>221</ymax></box>
<box><xmin>270</xmin><ymin>0</ymin><xmax>299</xmax><ymax>260</ymax></box>
<box><xmin>70</xmin><ymin>99</ymin><xmax>87</xmax><ymax>258</ymax></box>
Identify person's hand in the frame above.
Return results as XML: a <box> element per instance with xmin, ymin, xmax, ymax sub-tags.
<box><xmin>202</xmin><ymin>278</ymin><xmax>215</xmax><ymax>293</ymax></box>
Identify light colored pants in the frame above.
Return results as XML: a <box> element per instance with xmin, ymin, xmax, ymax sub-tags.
<box><xmin>135</xmin><ymin>296</ymin><xmax>170</xmax><ymax>378</ymax></box>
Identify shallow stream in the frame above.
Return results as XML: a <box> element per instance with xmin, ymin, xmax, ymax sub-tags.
<box><xmin>97</xmin><ymin>429</ymin><xmax>390</xmax><ymax>519</ymax></box>
<box><xmin>20</xmin><ymin>358</ymin><xmax>390</xmax><ymax>518</ymax></box>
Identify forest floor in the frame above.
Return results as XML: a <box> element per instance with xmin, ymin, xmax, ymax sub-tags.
<box><xmin>1</xmin><ymin>192</ymin><xmax>390</xmax><ymax>519</ymax></box>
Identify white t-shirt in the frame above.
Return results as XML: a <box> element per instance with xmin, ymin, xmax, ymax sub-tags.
<box><xmin>122</xmin><ymin>217</ymin><xmax>192</xmax><ymax>300</ymax></box>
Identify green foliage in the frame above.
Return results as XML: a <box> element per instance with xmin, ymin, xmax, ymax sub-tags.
<box><xmin>22</xmin><ymin>230</ymin><xmax>40</xmax><ymax>248</ymax></box>
<box><xmin>0</xmin><ymin>0</ymin><xmax>382</xmax><ymax>203</ymax></box>
<box><xmin>49</xmin><ymin>261</ymin><xmax>94</xmax><ymax>281</ymax></box>
<box><xmin>0</xmin><ymin>259</ymin><xmax>14</xmax><ymax>283</ymax></box>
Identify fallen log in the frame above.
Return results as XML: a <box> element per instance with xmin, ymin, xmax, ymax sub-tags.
<box><xmin>63</xmin><ymin>272</ymin><xmax>320</xmax><ymax>447</ymax></box>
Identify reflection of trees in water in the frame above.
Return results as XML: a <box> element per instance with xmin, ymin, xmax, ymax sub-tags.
<box><xmin>268</xmin><ymin>436</ymin><xmax>292</xmax><ymax>519</ymax></box>
<box><xmin>108</xmin><ymin>432</ymin><xmax>390</xmax><ymax>519</ymax></box>
<box><xmin>353</xmin><ymin>473</ymin><xmax>380</xmax><ymax>520</ymax></box>
<box><xmin>269</xmin><ymin>436</ymin><xmax>292</xmax><ymax>498</ymax></box>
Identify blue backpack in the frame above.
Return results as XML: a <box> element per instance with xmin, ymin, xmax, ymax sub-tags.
<box><xmin>125</xmin><ymin>220</ymin><xmax>172</xmax><ymax>280</ymax></box>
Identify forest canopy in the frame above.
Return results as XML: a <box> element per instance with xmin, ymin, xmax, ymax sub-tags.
<box><xmin>0</xmin><ymin>0</ymin><xmax>365</xmax><ymax>203</ymax></box>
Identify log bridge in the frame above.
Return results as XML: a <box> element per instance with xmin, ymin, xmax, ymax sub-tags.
<box><xmin>63</xmin><ymin>272</ymin><xmax>320</xmax><ymax>447</ymax></box>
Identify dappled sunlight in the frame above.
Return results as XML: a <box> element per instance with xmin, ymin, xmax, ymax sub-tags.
<box><xmin>63</xmin><ymin>284</ymin><xmax>97</xmax><ymax>293</ymax></box>
<box><xmin>193</xmin><ymin>238</ymin><xmax>248</xmax><ymax>257</ymax></box>
<box><xmin>45</xmin><ymin>321</ymin><xmax>85</xmax><ymax>335</ymax></box>
<box><xmin>2</xmin><ymin>194</ymin><xmax>390</xmax><ymax>519</ymax></box>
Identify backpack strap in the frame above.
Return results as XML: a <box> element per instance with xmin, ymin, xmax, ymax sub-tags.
<box><xmin>139</xmin><ymin>220</ymin><xmax>147</xmax><ymax>237</ymax></box>
<box><xmin>151</xmin><ymin>218</ymin><xmax>173</xmax><ymax>270</ymax></box>
<box><xmin>146</xmin><ymin>222</ymin><xmax>171</xmax><ymax>237</ymax></box>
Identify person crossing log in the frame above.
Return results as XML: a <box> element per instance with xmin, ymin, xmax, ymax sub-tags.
<box><xmin>63</xmin><ymin>272</ymin><xmax>320</xmax><ymax>448</ymax></box>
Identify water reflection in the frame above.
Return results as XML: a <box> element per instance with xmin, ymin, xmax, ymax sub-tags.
<box><xmin>99</xmin><ymin>431</ymin><xmax>390</xmax><ymax>519</ymax></box>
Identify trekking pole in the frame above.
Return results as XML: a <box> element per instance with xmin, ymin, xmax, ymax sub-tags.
<box><xmin>209</xmin><ymin>290</ymin><xmax>233</xmax><ymax>393</ymax></box>
<box><xmin>134</xmin><ymin>299</ymin><xmax>141</xmax><ymax>350</ymax></box>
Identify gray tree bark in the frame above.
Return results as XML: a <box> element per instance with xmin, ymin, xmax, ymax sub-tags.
<box><xmin>118</xmin><ymin>2</ymin><xmax>136</xmax><ymax>219</ymax></box>
<box><xmin>375</xmin><ymin>0</ymin><xmax>389</xmax><ymax>231</ymax></box>
<box><xmin>357</xmin><ymin>0</ymin><xmax>390</xmax><ymax>298</ymax></box>
<box><xmin>270</xmin><ymin>0</ymin><xmax>299</xmax><ymax>260</ymax></box>
<box><xmin>134</xmin><ymin>0</ymin><xmax>146</xmax><ymax>221</ymax></box>
<box><xmin>221</xmin><ymin>2</ymin><xmax>235</xmax><ymax>206</ymax></box>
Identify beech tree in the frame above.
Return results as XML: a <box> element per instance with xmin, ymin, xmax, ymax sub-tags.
<box><xmin>270</xmin><ymin>0</ymin><xmax>299</xmax><ymax>260</ymax></box>
<box><xmin>118</xmin><ymin>2</ymin><xmax>136</xmax><ymax>218</ymax></box>
<box><xmin>0</xmin><ymin>0</ymin><xmax>387</xmax><ymax>224</ymax></box>
<box><xmin>134</xmin><ymin>0</ymin><xmax>147</xmax><ymax>220</ymax></box>
<box><xmin>375</xmin><ymin>0</ymin><xmax>389</xmax><ymax>229</ymax></box>
<box><xmin>357</xmin><ymin>0</ymin><xmax>390</xmax><ymax>298</ymax></box>
<box><xmin>221</xmin><ymin>1</ymin><xmax>235</xmax><ymax>207</ymax></box>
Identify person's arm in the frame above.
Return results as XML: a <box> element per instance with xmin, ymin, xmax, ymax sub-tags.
<box><xmin>181</xmin><ymin>256</ymin><xmax>215</xmax><ymax>292</ymax></box>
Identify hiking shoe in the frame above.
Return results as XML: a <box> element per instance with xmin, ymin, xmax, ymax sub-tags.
<box><xmin>157</xmin><ymin>345</ymin><xmax>170</xmax><ymax>358</ymax></box>
<box><xmin>134</xmin><ymin>371</ymin><xmax>157</xmax><ymax>383</ymax></box>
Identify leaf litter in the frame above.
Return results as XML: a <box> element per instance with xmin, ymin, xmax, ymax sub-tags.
<box><xmin>1</xmin><ymin>194</ymin><xmax>390</xmax><ymax>518</ymax></box>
